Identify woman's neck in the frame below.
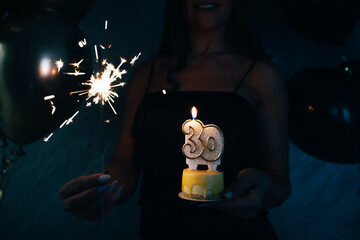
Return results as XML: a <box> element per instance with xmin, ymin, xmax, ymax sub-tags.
<box><xmin>189</xmin><ymin>27</ymin><xmax>227</xmax><ymax>56</ymax></box>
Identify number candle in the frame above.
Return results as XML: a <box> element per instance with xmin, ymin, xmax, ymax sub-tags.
<box><xmin>182</xmin><ymin>106</ymin><xmax>224</xmax><ymax>171</ymax></box>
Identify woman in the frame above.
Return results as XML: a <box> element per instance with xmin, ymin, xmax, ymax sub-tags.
<box><xmin>59</xmin><ymin>0</ymin><xmax>291</xmax><ymax>239</ymax></box>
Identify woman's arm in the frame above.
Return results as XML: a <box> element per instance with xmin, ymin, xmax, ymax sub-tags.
<box><xmin>252</xmin><ymin>60</ymin><xmax>291</xmax><ymax>208</ymax></box>
<box><xmin>213</xmin><ymin>61</ymin><xmax>291</xmax><ymax>217</ymax></box>
<box><xmin>104</xmin><ymin>59</ymin><xmax>153</xmax><ymax>203</ymax></box>
<box><xmin>59</xmin><ymin>59</ymin><xmax>153</xmax><ymax>220</ymax></box>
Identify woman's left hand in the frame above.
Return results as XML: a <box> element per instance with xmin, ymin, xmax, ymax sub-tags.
<box><xmin>211</xmin><ymin>168</ymin><xmax>272</xmax><ymax>218</ymax></box>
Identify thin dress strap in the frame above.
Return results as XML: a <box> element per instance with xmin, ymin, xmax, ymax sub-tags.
<box><xmin>234</xmin><ymin>60</ymin><xmax>257</xmax><ymax>93</ymax></box>
<box><xmin>145</xmin><ymin>58</ymin><xmax>157</xmax><ymax>92</ymax></box>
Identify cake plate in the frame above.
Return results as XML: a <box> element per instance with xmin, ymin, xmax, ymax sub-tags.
<box><xmin>178</xmin><ymin>192</ymin><xmax>225</xmax><ymax>202</ymax></box>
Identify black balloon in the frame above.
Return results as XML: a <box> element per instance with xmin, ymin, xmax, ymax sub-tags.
<box><xmin>287</xmin><ymin>67</ymin><xmax>360</xmax><ymax>163</ymax></box>
<box><xmin>0</xmin><ymin>8</ymin><xmax>92</xmax><ymax>144</ymax></box>
<box><xmin>0</xmin><ymin>0</ymin><xmax>10</xmax><ymax>19</ymax></box>
<box><xmin>9</xmin><ymin>0</ymin><xmax>95</xmax><ymax>23</ymax></box>
<box><xmin>278</xmin><ymin>0</ymin><xmax>360</xmax><ymax>45</ymax></box>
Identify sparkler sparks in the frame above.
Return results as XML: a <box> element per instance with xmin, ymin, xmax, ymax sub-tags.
<box><xmin>78</xmin><ymin>38</ymin><xmax>87</xmax><ymax>48</ymax></box>
<box><xmin>43</xmin><ymin>133</ymin><xmax>54</xmax><ymax>142</ymax></box>
<box><xmin>130</xmin><ymin>52</ymin><xmax>141</xmax><ymax>66</ymax></box>
<box><xmin>65</xmin><ymin>111</ymin><xmax>79</xmax><ymax>125</ymax></box>
<box><xmin>69</xmin><ymin>59</ymin><xmax>84</xmax><ymax>69</ymax></box>
<box><xmin>44</xmin><ymin>95</ymin><xmax>55</xmax><ymax>101</ymax></box>
<box><xmin>94</xmin><ymin>45</ymin><xmax>99</xmax><ymax>60</ymax></box>
<box><xmin>42</xmin><ymin>16</ymin><xmax>142</xmax><ymax>143</ymax></box>
<box><xmin>44</xmin><ymin>95</ymin><xmax>56</xmax><ymax>115</ymax></box>
<box><xmin>50</xmin><ymin>100</ymin><xmax>56</xmax><ymax>115</ymax></box>
<box><xmin>64</xmin><ymin>69</ymin><xmax>86</xmax><ymax>76</ymax></box>
<box><xmin>59</xmin><ymin>119</ymin><xmax>67</xmax><ymax>129</ymax></box>
<box><xmin>55</xmin><ymin>59</ymin><xmax>64</xmax><ymax>72</ymax></box>
<box><xmin>70</xmin><ymin>60</ymin><xmax>128</xmax><ymax>115</ymax></box>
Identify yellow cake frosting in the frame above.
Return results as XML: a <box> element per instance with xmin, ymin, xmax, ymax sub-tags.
<box><xmin>182</xmin><ymin>168</ymin><xmax>224</xmax><ymax>200</ymax></box>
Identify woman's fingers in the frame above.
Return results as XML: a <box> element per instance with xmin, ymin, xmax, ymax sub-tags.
<box><xmin>73</xmin><ymin>197</ymin><xmax>105</xmax><ymax>221</ymax></box>
<box><xmin>62</xmin><ymin>185</ymin><xmax>111</xmax><ymax>212</ymax></box>
<box><xmin>211</xmin><ymin>189</ymin><xmax>263</xmax><ymax>218</ymax></box>
<box><xmin>59</xmin><ymin>173</ymin><xmax>110</xmax><ymax>199</ymax></box>
<box><xmin>72</xmin><ymin>185</ymin><xmax>124</xmax><ymax>221</ymax></box>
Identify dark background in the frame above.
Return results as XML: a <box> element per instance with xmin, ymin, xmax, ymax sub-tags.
<box><xmin>0</xmin><ymin>0</ymin><xmax>359</xmax><ymax>239</ymax></box>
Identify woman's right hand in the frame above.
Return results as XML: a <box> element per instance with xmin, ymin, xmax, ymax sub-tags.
<box><xmin>59</xmin><ymin>173</ymin><xmax>123</xmax><ymax>221</ymax></box>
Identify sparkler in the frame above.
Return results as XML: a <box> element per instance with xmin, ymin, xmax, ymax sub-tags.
<box><xmin>40</xmin><ymin>18</ymin><xmax>142</xmax><ymax>240</ymax></box>
<box><xmin>69</xmin><ymin>58</ymin><xmax>129</xmax><ymax>115</ymax></box>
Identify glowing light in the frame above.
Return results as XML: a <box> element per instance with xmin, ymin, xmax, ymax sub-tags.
<box><xmin>130</xmin><ymin>52</ymin><xmax>141</xmax><ymax>66</ymax></box>
<box><xmin>105</xmin><ymin>119</ymin><xmax>111</xmax><ymax>123</ymax></box>
<box><xmin>64</xmin><ymin>70</ymin><xmax>86</xmax><ymax>76</ymax></box>
<box><xmin>66</xmin><ymin>111</ymin><xmax>79</xmax><ymax>125</ymax></box>
<box><xmin>70</xmin><ymin>60</ymin><xmax>127</xmax><ymax>115</ymax></box>
<box><xmin>344</xmin><ymin>67</ymin><xmax>349</xmax><ymax>72</ymax></box>
<box><xmin>40</xmin><ymin>58</ymin><xmax>51</xmax><ymax>76</ymax></box>
<box><xmin>105</xmin><ymin>20</ymin><xmax>108</xmax><ymax>30</ymax></box>
<box><xmin>69</xmin><ymin>59</ymin><xmax>84</xmax><ymax>69</ymax></box>
<box><xmin>162</xmin><ymin>89</ymin><xmax>167</xmax><ymax>95</ymax></box>
<box><xmin>50</xmin><ymin>100</ymin><xmax>56</xmax><ymax>115</ymax></box>
<box><xmin>308</xmin><ymin>105</ymin><xmax>315</xmax><ymax>112</ymax></box>
<box><xmin>100</xmin><ymin>45</ymin><xmax>105</xmax><ymax>49</ymax></box>
<box><xmin>78</xmin><ymin>39</ymin><xmax>87</xmax><ymax>48</ymax></box>
<box><xmin>59</xmin><ymin>119</ymin><xmax>67</xmax><ymax>128</ymax></box>
<box><xmin>44</xmin><ymin>95</ymin><xmax>55</xmax><ymax>100</ymax></box>
<box><xmin>94</xmin><ymin>45</ymin><xmax>99</xmax><ymax>60</ymax></box>
<box><xmin>191</xmin><ymin>106</ymin><xmax>197</xmax><ymax>119</ymax></box>
<box><xmin>55</xmin><ymin>59</ymin><xmax>64</xmax><ymax>72</ymax></box>
<box><xmin>43</xmin><ymin>133</ymin><xmax>54</xmax><ymax>142</ymax></box>
<box><xmin>44</xmin><ymin>95</ymin><xmax>56</xmax><ymax>114</ymax></box>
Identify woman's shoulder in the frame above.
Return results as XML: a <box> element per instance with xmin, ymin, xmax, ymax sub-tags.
<box><xmin>249</xmin><ymin>58</ymin><xmax>283</xmax><ymax>92</ymax></box>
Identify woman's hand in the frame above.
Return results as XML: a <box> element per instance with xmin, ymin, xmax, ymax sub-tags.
<box><xmin>211</xmin><ymin>168</ymin><xmax>271</xmax><ymax>218</ymax></box>
<box><xmin>59</xmin><ymin>173</ymin><xmax>123</xmax><ymax>221</ymax></box>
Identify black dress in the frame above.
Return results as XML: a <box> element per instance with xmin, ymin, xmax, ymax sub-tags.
<box><xmin>132</xmin><ymin>61</ymin><xmax>278</xmax><ymax>239</ymax></box>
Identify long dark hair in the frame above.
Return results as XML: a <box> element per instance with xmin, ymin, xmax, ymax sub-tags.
<box><xmin>157</xmin><ymin>0</ymin><xmax>267</xmax><ymax>89</ymax></box>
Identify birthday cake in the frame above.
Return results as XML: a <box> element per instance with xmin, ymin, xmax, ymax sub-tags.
<box><xmin>182</xmin><ymin>168</ymin><xmax>224</xmax><ymax>200</ymax></box>
<box><xmin>180</xmin><ymin>107</ymin><xmax>225</xmax><ymax>201</ymax></box>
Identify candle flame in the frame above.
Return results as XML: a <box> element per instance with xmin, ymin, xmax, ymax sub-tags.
<box><xmin>191</xmin><ymin>106</ymin><xmax>197</xmax><ymax>119</ymax></box>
